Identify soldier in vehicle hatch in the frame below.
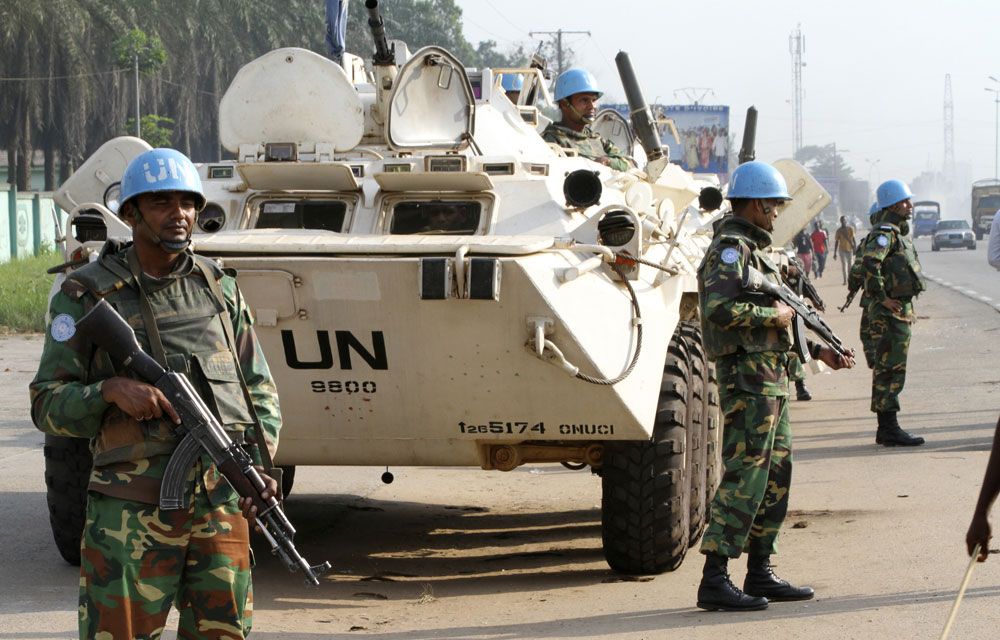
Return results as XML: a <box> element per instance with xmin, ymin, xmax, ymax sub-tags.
<box><xmin>857</xmin><ymin>179</ymin><xmax>926</xmax><ymax>447</ymax></box>
<box><xmin>696</xmin><ymin>161</ymin><xmax>853</xmax><ymax>612</ymax></box>
<box><xmin>542</xmin><ymin>67</ymin><xmax>630</xmax><ymax>171</ymax></box>
<box><xmin>29</xmin><ymin>148</ymin><xmax>282</xmax><ymax>639</ymax></box>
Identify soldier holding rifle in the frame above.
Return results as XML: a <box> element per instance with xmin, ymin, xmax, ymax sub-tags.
<box><xmin>30</xmin><ymin>148</ymin><xmax>282</xmax><ymax>639</ymax></box>
<box><xmin>696</xmin><ymin>161</ymin><xmax>854</xmax><ymax>611</ymax></box>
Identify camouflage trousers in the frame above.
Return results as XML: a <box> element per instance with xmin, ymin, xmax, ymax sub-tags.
<box><xmin>79</xmin><ymin>482</ymin><xmax>253</xmax><ymax>639</ymax></box>
<box><xmin>860</xmin><ymin>300</ymin><xmax>912</xmax><ymax>413</ymax></box>
<box><xmin>700</xmin><ymin>389</ymin><xmax>792</xmax><ymax>558</ymax></box>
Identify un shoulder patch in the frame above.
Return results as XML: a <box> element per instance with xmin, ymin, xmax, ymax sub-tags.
<box><xmin>876</xmin><ymin>235</ymin><xmax>890</xmax><ymax>247</ymax></box>
<box><xmin>50</xmin><ymin>314</ymin><xmax>76</xmax><ymax>342</ymax></box>
<box><xmin>720</xmin><ymin>247</ymin><xmax>740</xmax><ymax>265</ymax></box>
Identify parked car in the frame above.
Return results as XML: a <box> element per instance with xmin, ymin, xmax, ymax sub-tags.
<box><xmin>931</xmin><ymin>219</ymin><xmax>976</xmax><ymax>251</ymax></box>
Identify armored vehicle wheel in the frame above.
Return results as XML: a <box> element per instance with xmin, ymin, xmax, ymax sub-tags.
<box><xmin>43</xmin><ymin>434</ymin><xmax>92</xmax><ymax>566</ymax></box>
<box><xmin>601</xmin><ymin>332</ymin><xmax>691</xmax><ymax>574</ymax></box>
<box><xmin>703</xmin><ymin>354</ymin><xmax>722</xmax><ymax>533</ymax></box>
<box><xmin>679</xmin><ymin>322</ymin><xmax>708</xmax><ymax>546</ymax></box>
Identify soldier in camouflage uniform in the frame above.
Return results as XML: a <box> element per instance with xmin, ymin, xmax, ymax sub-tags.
<box><xmin>30</xmin><ymin>148</ymin><xmax>281</xmax><ymax>639</ymax></box>
<box><xmin>857</xmin><ymin>179</ymin><xmax>926</xmax><ymax>446</ymax></box>
<box><xmin>696</xmin><ymin>161</ymin><xmax>853</xmax><ymax>612</ymax></box>
<box><xmin>541</xmin><ymin>67</ymin><xmax>630</xmax><ymax>171</ymax></box>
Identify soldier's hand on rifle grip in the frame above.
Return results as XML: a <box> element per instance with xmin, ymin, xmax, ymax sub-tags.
<box><xmin>880</xmin><ymin>297</ymin><xmax>904</xmax><ymax>315</ymax></box>
<box><xmin>773</xmin><ymin>301</ymin><xmax>795</xmax><ymax>328</ymax></box>
<box><xmin>239</xmin><ymin>468</ymin><xmax>279</xmax><ymax>530</ymax></box>
<box><xmin>100</xmin><ymin>377</ymin><xmax>181</xmax><ymax>424</ymax></box>
<box><xmin>816</xmin><ymin>346</ymin><xmax>854</xmax><ymax>370</ymax></box>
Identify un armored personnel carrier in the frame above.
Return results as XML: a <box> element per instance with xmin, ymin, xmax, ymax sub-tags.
<box><xmin>45</xmin><ymin>2</ymin><xmax>829</xmax><ymax>575</ymax></box>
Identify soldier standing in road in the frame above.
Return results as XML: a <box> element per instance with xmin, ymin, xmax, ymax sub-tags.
<box><xmin>858</xmin><ymin>179</ymin><xmax>926</xmax><ymax>447</ymax></box>
<box><xmin>696</xmin><ymin>161</ymin><xmax>853</xmax><ymax>611</ymax></box>
<box><xmin>542</xmin><ymin>68</ymin><xmax>630</xmax><ymax>171</ymax></box>
<box><xmin>30</xmin><ymin>148</ymin><xmax>282</xmax><ymax>639</ymax></box>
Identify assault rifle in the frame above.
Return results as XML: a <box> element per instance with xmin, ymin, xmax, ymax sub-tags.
<box><xmin>742</xmin><ymin>265</ymin><xmax>852</xmax><ymax>363</ymax></box>
<box><xmin>75</xmin><ymin>299</ymin><xmax>332</xmax><ymax>587</ymax></box>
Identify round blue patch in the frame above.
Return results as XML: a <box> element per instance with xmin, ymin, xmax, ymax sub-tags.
<box><xmin>50</xmin><ymin>313</ymin><xmax>76</xmax><ymax>342</ymax></box>
<box><xmin>720</xmin><ymin>247</ymin><xmax>740</xmax><ymax>265</ymax></box>
<box><xmin>876</xmin><ymin>235</ymin><xmax>889</xmax><ymax>247</ymax></box>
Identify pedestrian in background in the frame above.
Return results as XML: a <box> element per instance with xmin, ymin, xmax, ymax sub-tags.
<box><xmin>793</xmin><ymin>229</ymin><xmax>813</xmax><ymax>278</ymax></box>
<box><xmin>966</xmin><ymin>415</ymin><xmax>1000</xmax><ymax>562</ymax></box>
<box><xmin>810</xmin><ymin>221</ymin><xmax>828</xmax><ymax>278</ymax></box>
<box><xmin>833</xmin><ymin>215</ymin><xmax>857</xmax><ymax>285</ymax></box>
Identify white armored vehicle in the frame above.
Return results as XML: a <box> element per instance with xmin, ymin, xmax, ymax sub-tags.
<box><xmin>46</xmin><ymin>1</ymin><xmax>828</xmax><ymax>575</ymax></box>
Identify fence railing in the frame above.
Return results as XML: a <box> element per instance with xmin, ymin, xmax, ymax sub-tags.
<box><xmin>1</xmin><ymin>184</ymin><xmax>67</xmax><ymax>263</ymax></box>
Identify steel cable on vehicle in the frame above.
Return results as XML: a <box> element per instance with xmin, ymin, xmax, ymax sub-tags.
<box><xmin>571</xmin><ymin>263</ymin><xmax>643</xmax><ymax>386</ymax></box>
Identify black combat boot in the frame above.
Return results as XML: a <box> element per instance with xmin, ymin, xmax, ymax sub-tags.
<box><xmin>794</xmin><ymin>380</ymin><xmax>812</xmax><ymax>401</ymax></box>
<box><xmin>743</xmin><ymin>554</ymin><xmax>815</xmax><ymax>601</ymax></box>
<box><xmin>875</xmin><ymin>411</ymin><xmax>925</xmax><ymax>446</ymax></box>
<box><xmin>697</xmin><ymin>553</ymin><xmax>769</xmax><ymax>611</ymax></box>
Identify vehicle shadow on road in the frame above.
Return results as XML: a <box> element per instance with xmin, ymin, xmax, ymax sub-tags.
<box><xmin>251</xmin><ymin>496</ymin><xmax>618</xmax><ymax>602</ymax></box>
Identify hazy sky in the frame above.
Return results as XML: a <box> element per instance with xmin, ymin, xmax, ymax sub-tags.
<box><xmin>456</xmin><ymin>0</ymin><xmax>1000</xmax><ymax>186</ymax></box>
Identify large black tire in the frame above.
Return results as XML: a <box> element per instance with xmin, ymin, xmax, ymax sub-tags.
<box><xmin>601</xmin><ymin>332</ymin><xmax>691</xmax><ymax>574</ymax></box>
<box><xmin>679</xmin><ymin>322</ymin><xmax>707</xmax><ymax>546</ymax></box>
<box><xmin>43</xmin><ymin>434</ymin><xmax>92</xmax><ymax>566</ymax></box>
<box><xmin>703</xmin><ymin>354</ymin><xmax>722</xmax><ymax>527</ymax></box>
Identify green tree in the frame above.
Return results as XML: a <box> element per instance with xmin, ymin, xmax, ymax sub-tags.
<box><xmin>795</xmin><ymin>144</ymin><xmax>855</xmax><ymax>179</ymax></box>
<box><xmin>125</xmin><ymin>114</ymin><xmax>175</xmax><ymax>148</ymax></box>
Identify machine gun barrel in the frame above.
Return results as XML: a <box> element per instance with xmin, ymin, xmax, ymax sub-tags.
<box><xmin>614</xmin><ymin>51</ymin><xmax>665</xmax><ymax>162</ymax></box>
<box><xmin>75</xmin><ymin>299</ymin><xmax>332</xmax><ymax>587</ymax></box>
<box><xmin>738</xmin><ymin>106</ymin><xmax>758</xmax><ymax>165</ymax></box>
<box><xmin>365</xmin><ymin>0</ymin><xmax>394</xmax><ymax>66</ymax></box>
<box><xmin>741</xmin><ymin>265</ymin><xmax>851</xmax><ymax>361</ymax></box>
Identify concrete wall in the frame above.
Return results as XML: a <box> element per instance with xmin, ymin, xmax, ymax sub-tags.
<box><xmin>0</xmin><ymin>185</ymin><xmax>67</xmax><ymax>263</ymax></box>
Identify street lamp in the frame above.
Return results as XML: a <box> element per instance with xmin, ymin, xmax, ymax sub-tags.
<box><xmin>987</xmin><ymin>78</ymin><xmax>1000</xmax><ymax>179</ymax></box>
<box><xmin>864</xmin><ymin>158</ymin><xmax>881</xmax><ymax>185</ymax></box>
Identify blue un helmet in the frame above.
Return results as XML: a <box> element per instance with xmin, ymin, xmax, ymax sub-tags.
<box><xmin>869</xmin><ymin>202</ymin><xmax>880</xmax><ymax>216</ymax></box>
<box><xmin>726</xmin><ymin>161</ymin><xmax>792</xmax><ymax>201</ymax></box>
<box><xmin>500</xmin><ymin>73</ymin><xmax>524</xmax><ymax>92</ymax></box>
<box><xmin>553</xmin><ymin>67</ymin><xmax>602</xmax><ymax>102</ymax></box>
<box><xmin>119</xmin><ymin>148</ymin><xmax>206</xmax><ymax>213</ymax></box>
<box><xmin>875</xmin><ymin>179</ymin><xmax>913</xmax><ymax>210</ymax></box>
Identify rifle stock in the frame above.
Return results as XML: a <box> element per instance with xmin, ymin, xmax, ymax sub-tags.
<box><xmin>75</xmin><ymin>299</ymin><xmax>332</xmax><ymax>586</ymax></box>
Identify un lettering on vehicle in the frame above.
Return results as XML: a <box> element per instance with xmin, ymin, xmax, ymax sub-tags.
<box><xmin>282</xmin><ymin>329</ymin><xmax>387</xmax><ymax>395</ymax></box>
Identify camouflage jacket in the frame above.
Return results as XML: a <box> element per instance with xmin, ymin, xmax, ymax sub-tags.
<box><xmin>858</xmin><ymin>219</ymin><xmax>925</xmax><ymax>304</ymax></box>
<box><xmin>698</xmin><ymin>216</ymin><xmax>794</xmax><ymax>396</ymax></box>
<box><xmin>541</xmin><ymin>123</ymin><xmax>630</xmax><ymax>171</ymax></box>
<box><xmin>30</xmin><ymin>243</ymin><xmax>281</xmax><ymax>506</ymax></box>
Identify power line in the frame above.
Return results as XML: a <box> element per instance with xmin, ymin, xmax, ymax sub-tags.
<box><xmin>483</xmin><ymin>0</ymin><xmax>531</xmax><ymax>37</ymax></box>
<box><xmin>0</xmin><ymin>68</ymin><xmax>127</xmax><ymax>82</ymax></box>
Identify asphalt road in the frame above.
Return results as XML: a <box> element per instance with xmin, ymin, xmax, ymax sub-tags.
<box><xmin>1</xmin><ymin>249</ymin><xmax>999</xmax><ymax>639</ymax></box>
<box><xmin>915</xmin><ymin>235</ymin><xmax>1000</xmax><ymax>312</ymax></box>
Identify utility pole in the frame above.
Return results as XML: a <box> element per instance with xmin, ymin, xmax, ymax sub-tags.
<box><xmin>673</xmin><ymin>87</ymin><xmax>715</xmax><ymax>106</ymax></box>
<box><xmin>134</xmin><ymin>52</ymin><xmax>141</xmax><ymax>138</ymax></box>
<box><xmin>529</xmin><ymin>29</ymin><xmax>590</xmax><ymax>76</ymax></box>
<box><xmin>988</xmin><ymin>77</ymin><xmax>1000</xmax><ymax>180</ymax></box>
<box><xmin>943</xmin><ymin>74</ymin><xmax>955</xmax><ymax>181</ymax></box>
<box><xmin>789</xmin><ymin>24</ymin><xmax>805</xmax><ymax>156</ymax></box>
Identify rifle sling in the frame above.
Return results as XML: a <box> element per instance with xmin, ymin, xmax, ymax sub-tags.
<box><xmin>194</xmin><ymin>259</ymin><xmax>276</xmax><ymax>475</ymax></box>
